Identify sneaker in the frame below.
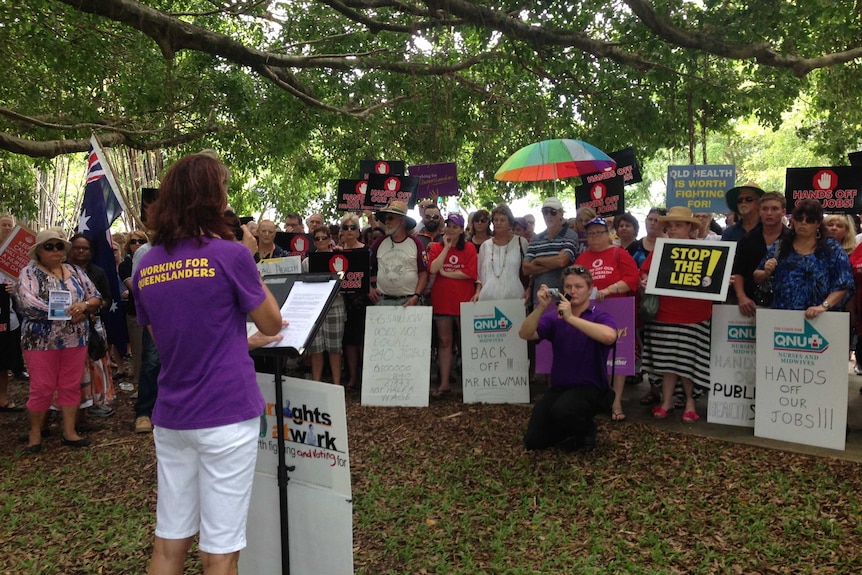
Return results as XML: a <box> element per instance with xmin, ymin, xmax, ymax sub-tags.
<box><xmin>854</xmin><ymin>364</ymin><xmax>862</xmax><ymax>376</ymax></box>
<box><xmin>87</xmin><ymin>404</ymin><xmax>115</xmax><ymax>418</ymax></box>
<box><xmin>135</xmin><ymin>416</ymin><xmax>153</xmax><ymax>434</ymax></box>
<box><xmin>118</xmin><ymin>382</ymin><xmax>135</xmax><ymax>392</ymax></box>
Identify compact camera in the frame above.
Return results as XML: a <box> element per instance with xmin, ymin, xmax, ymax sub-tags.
<box><xmin>546</xmin><ymin>288</ymin><xmax>570</xmax><ymax>301</ymax></box>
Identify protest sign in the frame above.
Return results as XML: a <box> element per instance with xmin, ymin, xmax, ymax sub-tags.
<box><xmin>784</xmin><ymin>167</ymin><xmax>862</xmax><ymax>213</ymax></box>
<box><xmin>582</xmin><ymin>147</ymin><xmax>642</xmax><ymax>186</ymax></box>
<box><xmin>459</xmin><ymin>300</ymin><xmax>529</xmax><ymax>404</ymax></box>
<box><xmin>708</xmin><ymin>305</ymin><xmax>756</xmax><ymax>427</ymax></box>
<box><xmin>363</xmin><ymin>174</ymin><xmax>420</xmax><ymax>209</ymax></box>
<box><xmin>361</xmin><ymin>306</ymin><xmax>432</xmax><ymax>406</ymax></box>
<box><xmin>275</xmin><ymin>232</ymin><xmax>312</xmax><ymax>257</ymax></box>
<box><xmin>754</xmin><ymin>309</ymin><xmax>849</xmax><ymax>451</ymax></box>
<box><xmin>0</xmin><ymin>225</ymin><xmax>36</xmax><ymax>281</ymax></box>
<box><xmin>666</xmin><ymin>165</ymin><xmax>736</xmax><ymax>212</ymax></box>
<box><xmin>408</xmin><ymin>162</ymin><xmax>460</xmax><ymax>197</ymax></box>
<box><xmin>359</xmin><ymin>159</ymin><xmax>405</xmax><ymax>179</ymax></box>
<box><xmin>244</xmin><ymin>375</ymin><xmax>353</xmax><ymax>575</ymax></box>
<box><xmin>258</xmin><ymin>256</ymin><xmax>302</xmax><ymax>276</ymax></box>
<box><xmin>308</xmin><ymin>249</ymin><xmax>369</xmax><ymax>295</ymax></box>
<box><xmin>645</xmin><ymin>238</ymin><xmax>736</xmax><ymax>301</ymax></box>
<box><xmin>336</xmin><ymin>179</ymin><xmax>369</xmax><ymax>211</ymax></box>
<box><xmin>575</xmin><ymin>176</ymin><xmax>624</xmax><ymax>217</ymax></box>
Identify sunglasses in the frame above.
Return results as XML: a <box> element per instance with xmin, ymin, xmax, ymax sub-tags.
<box><xmin>380</xmin><ymin>215</ymin><xmax>400</xmax><ymax>223</ymax></box>
<box><xmin>563</xmin><ymin>265</ymin><xmax>590</xmax><ymax>277</ymax></box>
<box><xmin>341</xmin><ymin>225</ymin><xmax>358</xmax><ymax>231</ymax></box>
<box><xmin>129</xmin><ymin>238</ymin><xmax>147</xmax><ymax>245</ymax></box>
<box><xmin>793</xmin><ymin>214</ymin><xmax>819</xmax><ymax>224</ymax></box>
<box><xmin>314</xmin><ymin>235</ymin><xmax>330</xmax><ymax>241</ymax></box>
<box><xmin>41</xmin><ymin>242</ymin><xmax>66</xmax><ymax>251</ymax></box>
<box><xmin>737</xmin><ymin>196</ymin><xmax>758</xmax><ymax>203</ymax></box>
<box><xmin>423</xmin><ymin>214</ymin><xmax>441</xmax><ymax>220</ymax></box>
<box><xmin>541</xmin><ymin>208</ymin><xmax>559</xmax><ymax>216</ymax></box>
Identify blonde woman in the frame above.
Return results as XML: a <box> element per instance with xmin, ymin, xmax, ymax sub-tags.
<box><xmin>824</xmin><ymin>213</ymin><xmax>857</xmax><ymax>255</ymax></box>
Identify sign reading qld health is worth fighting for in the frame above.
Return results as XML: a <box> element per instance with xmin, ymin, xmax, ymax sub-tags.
<box><xmin>755</xmin><ymin>310</ymin><xmax>849</xmax><ymax>451</ymax></box>
<box><xmin>666</xmin><ymin>165</ymin><xmax>736</xmax><ymax>212</ymax></box>
<box><xmin>784</xmin><ymin>166</ymin><xmax>862</xmax><ymax>214</ymax></box>
<box><xmin>645</xmin><ymin>238</ymin><xmax>736</xmax><ymax>301</ymax></box>
<box><xmin>708</xmin><ymin>306</ymin><xmax>757</xmax><ymax>428</ymax></box>
<box><xmin>460</xmin><ymin>300</ymin><xmax>529</xmax><ymax>404</ymax></box>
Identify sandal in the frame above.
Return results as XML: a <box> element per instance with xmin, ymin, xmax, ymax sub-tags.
<box><xmin>0</xmin><ymin>402</ymin><xmax>24</xmax><ymax>412</ymax></box>
<box><xmin>652</xmin><ymin>406</ymin><xmax>673</xmax><ymax>419</ymax></box>
<box><xmin>682</xmin><ymin>411</ymin><xmax>700</xmax><ymax>423</ymax></box>
<box><xmin>611</xmin><ymin>409</ymin><xmax>626</xmax><ymax>422</ymax></box>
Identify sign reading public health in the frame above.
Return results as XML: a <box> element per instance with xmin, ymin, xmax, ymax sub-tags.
<box><xmin>363</xmin><ymin>174</ymin><xmax>420</xmax><ymax>209</ymax></box>
<box><xmin>408</xmin><ymin>162</ymin><xmax>460</xmax><ymax>197</ymax></box>
<box><xmin>666</xmin><ymin>165</ymin><xmax>736</xmax><ymax>212</ymax></box>
<box><xmin>784</xmin><ymin>166</ymin><xmax>862</xmax><ymax>214</ymax></box>
<box><xmin>460</xmin><ymin>299</ymin><xmax>529</xmax><ymax>404</ymax></box>
<box><xmin>645</xmin><ymin>238</ymin><xmax>737</xmax><ymax>301</ymax></box>
<box><xmin>754</xmin><ymin>309</ymin><xmax>849</xmax><ymax>451</ymax></box>
<box><xmin>708</xmin><ymin>305</ymin><xmax>757</xmax><ymax>427</ymax></box>
<box><xmin>575</xmin><ymin>176</ymin><xmax>625</xmax><ymax>217</ymax></box>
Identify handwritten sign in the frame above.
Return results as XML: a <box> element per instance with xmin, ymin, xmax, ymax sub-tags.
<box><xmin>755</xmin><ymin>309</ymin><xmax>849</xmax><ymax>450</ymax></box>
<box><xmin>708</xmin><ymin>305</ymin><xmax>756</xmax><ymax>427</ymax></box>
<box><xmin>666</xmin><ymin>164</ymin><xmax>736</xmax><ymax>212</ymax></box>
<box><xmin>646</xmin><ymin>238</ymin><xmax>736</xmax><ymax>301</ymax></box>
<box><xmin>257</xmin><ymin>256</ymin><xmax>301</xmax><ymax>276</ymax></box>
<box><xmin>0</xmin><ymin>225</ymin><xmax>36</xmax><ymax>281</ymax></box>
<box><xmin>361</xmin><ymin>306</ymin><xmax>432</xmax><ymax>406</ymax></box>
<box><xmin>460</xmin><ymin>299</ymin><xmax>529</xmax><ymax>404</ymax></box>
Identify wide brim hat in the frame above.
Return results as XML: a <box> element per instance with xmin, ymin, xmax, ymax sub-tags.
<box><xmin>725</xmin><ymin>182</ymin><xmax>765</xmax><ymax>213</ymax></box>
<box><xmin>376</xmin><ymin>199</ymin><xmax>416</xmax><ymax>229</ymax></box>
<box><xmin>28</xmin><ymin>228</ymin><xmax>70</xmax><ymax>261</ymax></box>
<box><xmin>659</xmin><ymin>206</ymin><xmax>703</xmax><ymax>230</ymax></box>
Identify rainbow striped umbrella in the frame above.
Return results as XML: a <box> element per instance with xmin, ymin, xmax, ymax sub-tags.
<box><xmin>494</xmin><ymin>139</ymin><xmax>616</xmax><ymax>182</ymax></box>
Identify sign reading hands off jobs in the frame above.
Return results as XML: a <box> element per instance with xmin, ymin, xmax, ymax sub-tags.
<box><xmin>755</xmin><ymin>309</ymin><xmax>849</xmax><ymax>451</ymax></box>
<box><xmin>362</xmin><ymin>306</ymin><xmax>432</xmax><ymax>406</ymax></box>
<box><xmin>645</xmin><ymin>238</ymin><xmax>736</xmax><ymax>301</ymax></box>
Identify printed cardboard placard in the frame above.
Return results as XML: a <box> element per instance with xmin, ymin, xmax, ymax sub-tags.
<box><xmin>359</xmin><ymin>159</ymin><xmax>405</xmax><ymax>179</ymax></box>
<box><xmin>575</xmin><ymin>176</ymin><xmax>625</xmax><ymax>217</ymax></box>
<box><xmin>336</xmin><ymin>178</ymin><xmax>369</xmax><ymax>212</ymax></box>
<box><xmin>362</xmin><ymin>174</ymin><xmax>419</xmax><ymax>209</ymax></box>
<box><xmin>459</xmin><ymin>299</ymin><xmax>529</xmax><ymax>404</ymax></box>
<box><xmin>708</xmin><ymin>305</ymin><xmax>757</xmax><ymax>427</ymax></box>
<box><xmin>666</xmin><ymin>165</ymin><xmax>736</xmax><ymax>212</ymax></box>
<box><xmin>754</xmin><ymin>309</ymin><xmax>849</xmax><ymax>451</ymax></box>
<box><xmin>581</xmin><ymin>147</ymin><xmax>642</xmax><ymax>186</ymax></box>
<box><xmin>645</xmin><ymin>238</ymin><xmax>736</xmax><ymax>301</ymax></box>
<box><xmin>784</xmin><ymin>166</ymin><xmax>862</xmax><ymax>214</ymax></box>
<box><xmin>408</xmin><ymin>162</ymin><xmax>460</xmax><ymax>197</ymax></box>
<box><xmin>0</xmin><ymin>225</ymin><xmax>36</xmax><ymax>281</ymax></box>
<box><xmin>274</xmin><ymin>232</ymin><xmax>312</xmax><ymax>257</ymax></box>
<box><xmin>307</xmin><ymin>249</ymin><xmax>370</xmax><ymax>295</ymax></box>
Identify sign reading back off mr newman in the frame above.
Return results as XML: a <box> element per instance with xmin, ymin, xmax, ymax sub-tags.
<box><xmin>645</xmin><ymin>239</ymin><xmax>737</xmax><ymax>301</ymax></box>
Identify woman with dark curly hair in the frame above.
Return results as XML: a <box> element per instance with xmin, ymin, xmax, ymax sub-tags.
<box><xmin>755</xmin><ymin>199</ymin><xmax>853</xmax><ymax>316</ymax></box>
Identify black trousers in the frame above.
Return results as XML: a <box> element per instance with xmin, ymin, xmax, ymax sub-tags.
<box><xmin>523</xmin><ymin>386</ymin><xmax>612</xmax><ymax>451</ymax></box>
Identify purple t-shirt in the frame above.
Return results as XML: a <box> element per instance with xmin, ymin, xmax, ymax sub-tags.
<box><xmin>536</xmin><ymin>305</ymin><xmax>616</xmax><ymax>389</ymax></box>
<box><xmin>132</xmin><ymin>237</ymin><xmax>266</xmax><ymax>430</ymax></box>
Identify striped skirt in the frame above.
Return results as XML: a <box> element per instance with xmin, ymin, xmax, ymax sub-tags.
<box><xmin>642</xmin><ymin>320</ymin><xmax>711</xmax><ymax>390</ymax></box>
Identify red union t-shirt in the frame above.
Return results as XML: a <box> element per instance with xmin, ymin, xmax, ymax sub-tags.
<box><xmin>575</xmin><ymin>246</ymin><xmax>640</xmax><ymax>294</ymax></box>
<box><xmin>428</xmin><ymin>241</ymin><xmax>478</xmax><ymax>315</ymax></box>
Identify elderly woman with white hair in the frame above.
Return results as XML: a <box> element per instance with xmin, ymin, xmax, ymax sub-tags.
<box><xmin>16</xmin><ymin>229</ymin><xmax>102</xmax><ymax>453</ymax></box>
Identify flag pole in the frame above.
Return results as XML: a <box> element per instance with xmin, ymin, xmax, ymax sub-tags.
<box><xmin>90</xmin><ymin>131</ymin><xmax>146</xmax><ymax>232</ymax></box>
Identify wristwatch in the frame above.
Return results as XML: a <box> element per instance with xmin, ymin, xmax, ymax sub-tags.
<box><xmin>822</xmin><ymin>300</ymin><xmax>831</xmax><ymax>309</ymax></box>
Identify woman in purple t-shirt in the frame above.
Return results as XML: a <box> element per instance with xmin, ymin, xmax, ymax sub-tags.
<box><xmin>132</xmin><ymin>152</ymin><xmax>281</xmax><ymax>575</ymax></box>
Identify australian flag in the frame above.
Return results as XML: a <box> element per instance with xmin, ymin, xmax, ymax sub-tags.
<box><xmin>78</xmin><ymin>135</ymin><xmax>129</xmax><ymax>355</ymax></box>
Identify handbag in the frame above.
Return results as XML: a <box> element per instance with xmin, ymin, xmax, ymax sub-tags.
<box><xmin>87</xmin><ymin>314</ymin><xmax>108</xmax><ymax>361</ymax></box>
<box><xmin>638</xmin><ymin>293</ymin><xmax>660</xmax><ymax>322</ymax></box>
<box><xmin>753</xmin><ymin>240</ymin><xmax>781</xmax><ymax>308</ymax></box>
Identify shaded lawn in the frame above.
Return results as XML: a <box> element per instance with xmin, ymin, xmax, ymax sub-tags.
<box><xmin>1</xmin><ymin>387</ymin><xmax>861</xmax><ymax>575</ymax></box>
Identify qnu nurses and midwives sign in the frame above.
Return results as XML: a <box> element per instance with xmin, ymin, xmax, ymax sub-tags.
<box><xmin>754</xmin><ymin>310</ymin><xmax>849</xmax><ymax>451</ymax></box>
<box><xmin>645</xmin><ymin>238</ymin><xmax>736</xmax><ymax>301</ymax></box>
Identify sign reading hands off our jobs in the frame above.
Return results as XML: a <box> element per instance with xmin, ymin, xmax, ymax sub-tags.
<box><xmin>460</xmin><ymin>300</ymin><xmax>529</xmax><ymax>404</ymax></box>
<box><xmin>645</xmin><ymin>238</ymin><xmax>736</xmax><ymax>301</ymax></box>
<box><xmin>361</xmin><ymin>306</ymin><xmax>432</xmax><ymax>406</ymax></box>
<box><xmin>755</xmin><ymin>309</ymin><xmax>849</xmax><ymax>451</ymax></box>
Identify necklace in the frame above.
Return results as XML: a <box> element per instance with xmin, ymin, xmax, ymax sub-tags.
<box><xmin>39</xmin><ymin>264</ymin><xmax>65</xmax><ymax>282</ymax></box>
<box><xmin>490</xmin><ymin>241</ymin><xmax>508</xmax><ymax>279</ymax></box>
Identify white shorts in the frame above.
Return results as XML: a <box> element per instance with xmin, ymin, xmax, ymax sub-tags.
<box><xmin>153</xmin><ymin>417</ymin><xmax>260</xmax><ymax>554</ymax></box>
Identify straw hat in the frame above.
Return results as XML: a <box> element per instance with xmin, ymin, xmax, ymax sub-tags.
<box><xmin>28</xmin><ymin>228</ymin><xmax>70</xmax><ymax>261</ymax></box>
<box><xmin>376</xmin><ymin>200</ymin><xmax>416</xmax><ymax>228</ymax></box>
<box><xmin>659</xmin><ymin>207</ymin><xmax>702</xmax><ymax>228</ymax></box>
